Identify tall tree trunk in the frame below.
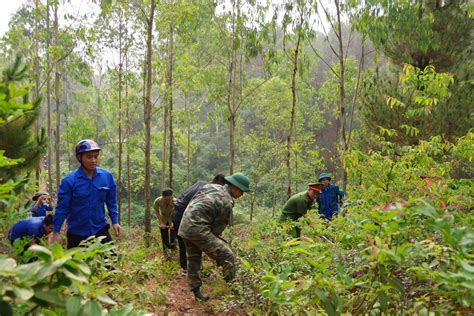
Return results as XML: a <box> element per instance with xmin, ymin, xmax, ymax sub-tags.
<box><xmin>54</xmin><ymin>1</ymin><xmax>61</xmax><ymax>190</ymax></box>
<box><xmin>125</xmin><ymin>52</ymin><xmax>131</xmax><ymax>228</ymax></box>
<box><xmin>117</xmin><ymin>9</ymin><xmax>124</xmax><ymax>223</ymax></box>
<box><xmin>335</xmin><ymin>0</ymin><xmax>347</xmax><ymax>191</ymax></box>
<box><xmin>161</xmin><ymin>102</ymin><xmax>168</xmax><ymax>190</ymax></box>
<box><xmin>185</xmin><ymin>94</ymin><xmax>190</xmax><ymax>186</ymax></box>
<box><xmin>272</xmin><ymin>192</ymin><xmax>276</xmax><ymax>218</ymax></box>
<box><xmin>144</xmin><ymin>0</ymin><xmax>156</xmax><ymax>244</ymax></box>
<box><xmin>167</xmin><ymin>21</ymin><xmax>174</xmax><ymax>189</ymax></box>
<box><xmin>347</xmin><ymin>43</ymin><xmax>365</xmax><ymax>151</ymax></box>
<box><xmin>63</xmin><ymin>74</ymin><xmax>70</xmax><ymax>171</ymax></box>
<box><xmin>46</xmin><ymin>0</ymin><xmax>52</xmax><ymax>196</ymax></box>
<box><xmin>227</xmin><ymin>0</ymin><xmax>240</xmax><ymax>175</ymax></box>
<box><xmin>95</xmin><ymin>67</ymin><xmax>102</xmax><ymax>140</ymax></box>
<box><xmin>34</xmin><ymin>0</ymin><xmax>41</xmax><ymax>182</ymax></box>
<box><xmin>286</xmin><ymin>17</ymin><xmax>303</xmax><ymax>200</ymax></box>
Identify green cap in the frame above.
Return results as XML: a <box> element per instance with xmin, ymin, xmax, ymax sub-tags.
<box><xmin>225</xmin><ymin>172</ymin><xmax>250</xmax><ymax>192</ymax></box>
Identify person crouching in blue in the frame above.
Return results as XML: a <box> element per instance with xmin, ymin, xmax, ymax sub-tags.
<box><xmin>316</xmin><ymin>172</ymin><xmax>344</xmax><ymax>220</ymax></box>
<box><xmin>29</xmin><ymin>192</ymin><xmax>53</xmax><ymax>217</ymax></box>
<box><xmin>49</xmin><ymin>139</ymin><xmax>121</xmax><ymax>249</ymax></box>
<box><xmin>8</xmin><ymin>214</ymin><xmax>54</xmax><ymax>247</ymax></box>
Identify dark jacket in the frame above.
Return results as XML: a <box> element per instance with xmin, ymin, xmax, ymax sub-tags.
<box><xmin>316</xmin><ymin>184</ymin><xmax>344</xmax><ymax>219</ymax></box>
<box><xmin>172</xmin><ymin>180</ymin><xmax>207</xmax><ymax>224</ymax></box>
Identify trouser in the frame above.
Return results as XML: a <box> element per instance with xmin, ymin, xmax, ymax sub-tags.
<box><xmin>172</xmin><ymin>217</ymin><xmax>187</xmax><ymax>270</ymax></box>
<box><xmin>160</xmin><ymin>222</ymin><xmax>176</xmax><ymax>251</ymax></box>
<box><xmin>66</xmin><ymin>224</ymin><xmax>113</xmax><ymax>249</ymax></box>
<box><xmin>183</xmin><ymin>234</ymin><xmax>236</xmax><ymax>290</ymax></box>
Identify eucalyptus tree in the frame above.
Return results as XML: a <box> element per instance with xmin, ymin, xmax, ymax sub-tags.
<box><xmin>46</xmin><ymin>0</ymin><xmax>53</xmax><ymax>194</ymax></box>
<box><xmin>96</xmin><ymin>0</ymin><xmax>137</xmax><ymax>220</ymax></box>
<box><xmin>215</xmin><ymin>0</ymin><xmax>270</xmax><ymax>174</ymax></box>
<box><xmin>155</xmin><ymin>1</ymin><xmax>213</xmax><ymax>188</ymax></box>
<box><xmin>49</xmin><ymin>0</ymin><xmax>93</xmax><ymax>190</ymax></box>
<box><xmin>143</xmin><ymin>0</ymin><xmax>156</xmax><ymax>242</ymax></box>
<box><xmin>300</xmin><ymin>0</ymin><xmax>368</xmax><ymax>191</ymax></box>
<box><xmin>33</xmin><ymin>0</ymin><xmax>41</xmax><ymax>180</ymax></box>
<box><xmin>239</xmin><ymin>75</ymin><xmax>324</xmax><ymax>218</ymax></box>
<box><xmin>53</xmin><ymin>0</ymin><xmax>61</xmax><ymax>189</ymax></box>
<box><xmin>154</xmin><ymin>0</ymin><xmax>179</xmax><ymax>190</ymax></box>
<box><xmin>280</xmin><ymin>0</ymin><xmax>316</xmax><ymax>199</ymax></box>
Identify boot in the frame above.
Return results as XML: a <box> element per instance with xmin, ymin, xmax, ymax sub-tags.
<box><xmin>192</xmin><ymin>288</ymin><xmax>209</xmax><ymax>301</ymax></box>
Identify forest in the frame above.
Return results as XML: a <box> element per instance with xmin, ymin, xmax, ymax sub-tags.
<box><xmin>0</xmin><ymin>0</ymin><xmax>473</xmax><ymax>314</ymax></box>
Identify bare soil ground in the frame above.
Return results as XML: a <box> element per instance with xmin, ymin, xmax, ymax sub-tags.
<box><xmin>152</xmin><ymin>255</ymin><xmax>246</xmax><ymax>315</ymax></box>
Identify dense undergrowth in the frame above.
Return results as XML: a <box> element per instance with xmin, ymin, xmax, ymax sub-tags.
<box><xmin>1</xmin><ymin>177</ymin><xmax>472</xmax><ymax>314</ymax></box>
<box><xmin>2</xmin><ymin>134</ymin><xmax>473</xmax><ymax>315</ymax></box>
<box><xmin>228</xmin><ymin>177</ymin><xmax>473</xmax><ymax>314</ymax></box>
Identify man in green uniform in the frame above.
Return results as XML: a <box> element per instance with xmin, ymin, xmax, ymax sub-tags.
<box><xmin>178</xmin><ymin>172</ymin><xmax>250</xmax><ymax>301</ymax></box>
<box><xmin>280</xmin><ymin>183</ymin><xmax>322</xmax><ymax>238</ymax></box>
<box><xmin>154</xmin><ymin>187</ymin><xmax>177</xmax><ymax>251</ymax></box>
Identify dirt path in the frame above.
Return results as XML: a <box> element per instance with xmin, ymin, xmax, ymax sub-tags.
<box><xmin>153</xmin><ymin>260</ymin><xmax>244</xmax><ymax>315</ymax></box>
<box><xmin>158</xmin><ymin>272</ymin><xmax>218</xmax><ymax>315</ymax></box>
<box><xmin>140</xmin><ymin>252</ymin><xmax>224</xmax><ymax>315</ymax></box>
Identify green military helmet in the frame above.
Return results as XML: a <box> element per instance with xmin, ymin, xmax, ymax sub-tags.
<box><xmin>225</xmin><ymin>172</ymin><xmax>250</xmax><ymax>192</ymax></box>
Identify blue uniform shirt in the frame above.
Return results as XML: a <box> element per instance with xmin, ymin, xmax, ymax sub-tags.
<box><xmin>317</xmin><ymin>183</ymin><xmax>344</xmax><ymax>220</ymax></box>
<box><xmin>29</xmin><ymin>202</ymin><xmax>53</xmax><ymax>217</ymax></box>
<box><xmin>322</xmin><ymin>187</ymin><xmax>332</xmax><ymax>212</ymax></box>
<box><xmin>54</xmin><ymin>167</ymin><xmax>119</xmax><ymax>237</ymax></box>
<box><xmin>9</xmin><ymin>216</ymin><xmax>45</xmax><ymax>241</ymax></box>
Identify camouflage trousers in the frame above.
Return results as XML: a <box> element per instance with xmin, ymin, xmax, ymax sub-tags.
<box><xmin>183</xmin><ymin>234</ymin><xmax>236</xmax><ymax>290</ymax></box>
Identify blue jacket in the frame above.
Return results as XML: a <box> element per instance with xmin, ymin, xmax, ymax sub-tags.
<box><xmin>29</xmin><ymin>202</ymin><xmax>53</xmax><ymax>217</ymax></box>
<box><xmin>54</xmin><ymin>167</ymin><xmax>118</xmax><ymax>237</ymax></box>
<box><xmin>9</xmin><ymin>217</ymin><xmax>45</xmax><ymax>241</ymax></box>
<box><xmin>316</xmin><ymin>183</ymin><xmax>344</xmax><ymax>219</ymax></box>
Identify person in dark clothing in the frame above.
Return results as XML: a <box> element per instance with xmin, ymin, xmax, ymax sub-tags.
<box><xmin>316</xmin><ymin>172</ymin><xmax>344</xmax><ymax>220</ymax></box>
<box><xmin>8</xmin><ymin>214</ymin><xmax>54</xmax><ymax>247</ymax></box>
<box><xmin>171</xmin><ymin>174</ymin><xmax>226</xmax><ymax>274</ymax></box>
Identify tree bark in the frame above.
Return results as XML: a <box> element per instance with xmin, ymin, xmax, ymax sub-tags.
<box><xmin>144</xmin><ymin>0</ymin><xmax>156</xmax><ymax>244</ymax></box>
<box><xmin>161</xmin><ymin>100</ymin><xmax>168</xmax><ymax>190</ymax></box>
<box><xmin>227</xmin><ymin>0</ymin><xmax>240</xmax><ymax>175</ymax></box>
<box><xmin>125</xmin><ymin>52</ymin><xmax>131</xmax><ymax>228</ymax></box>
<box><xmin>46</xmin><ymin>0</ymin><xmax>52</xmax><ymax>196</ymax></box>
<box><xmin>185</xmin><ymin>94</ymin><xmax>190</xmax><ymax>186</ymax></box>
<box><xmin>335</xmin><ymin>0</ymin><xmax>347</xmax><ymax>191</ymax></box>
<box><xmin>168</xmin><ymin>20</ymin><xmax>174</xmax><ymax>189</ymax></box>
<box><xmin>117</xmin><ymin>8</ymin><xmax>124</xmax><ymax>223</ymax></box>
<box><xmin>54</xmin><ymin>1</ymin><xmax>61</xmax><ymax>190</ymax></box>
<box><xmin>96</xmin><ymin>67</ymin><xmax>102</xmax><ymax>139</ymax></box>
<box><xmin>286</xmin><ymin>16</ymin><xmax>303</xmax><ymax>200</ymax></box>
<box><xmin>34</xmin><ymin>0</ymin><xmax>41</xmax><ymax>182</ymax></box>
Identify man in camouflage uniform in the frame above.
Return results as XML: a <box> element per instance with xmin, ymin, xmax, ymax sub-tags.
<box><xmin>178</xmin><ymin>172</ymin><xmax>250</xmax><ymax>301</ymax></box>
